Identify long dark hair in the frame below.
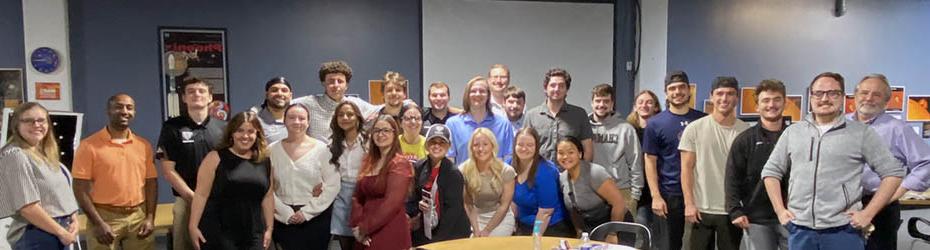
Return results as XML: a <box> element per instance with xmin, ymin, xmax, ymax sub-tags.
<box><xmin>512</xmin><ymin>127</ymin><xmax>542</xmax><ymax>188</ymax></box>
<box><xmin>329</xmin><ymin>101</ymin><xmax>366</xmax><ymax>170</ymax></box>
<box><xmin>359</xmin><ymin>115</ymin><xmax>402</xmax><ymax>186</ymax></box>
<box><xmin>217</xmin><ymin>111</ymin><xmax>268</xmax><ymax>163</ymax></box>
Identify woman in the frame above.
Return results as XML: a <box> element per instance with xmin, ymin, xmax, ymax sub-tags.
<box><xmin>460</xmin><ymin>128</ymin><xmax>516</xmax><ymax>237</ymax></box>
<box><xmin>350</xmin><ymin>115</ymin><xmax>413</xmax><ymax>249</ymax></box>
<box><xmin>398</xmin><ymin>103</ymin><xmax>427</xmax><ymax>162</ymax></box>
<box><xmin>508</xmin><ymin>127</ymin><xmax>574</xmax><ymax>237</ymax></box>
<box><xmin>445</xmin><ymin>76</ymin><xmax>514</xmax><ymax>164</ymax></box>
<box><xmin>189</xmin><ymin>112</ymin><xmax>273</xmax><ymax>250</ymax></box>
<box><xmin>329</xmin><ymin>101</ymin><xmax>368</xmax><ymax>250</ymax></box>
<box><xmin>557</xmin><ymin>136</ymin><xmax>626</xmax><ymax>243</ymax></box>
<box><xmin>270</xmin><ymin>104</ymin><xmax>340</xmax><ymax>249</ymax></box>
<box><xmin>625</xmin><ymin>90</ymin><xmax>662</xmax><ymax>233</ymax></box>
<box><xmin>0</xmin><ymin>103</ymin><xmax>79</xmax><ymax>249</ymax></box>
<box><xmin>406</xmin><ymin>124</ymin><xmax>471</xmax><ymax>245</ymax></box>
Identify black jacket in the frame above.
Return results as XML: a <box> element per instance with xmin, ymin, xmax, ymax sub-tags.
<box><xmin>405</xmin><ymin>157</ymin><xmax>471</xmax><ymax>244</ymax></box>
<box><xmin>724</xmin><ymin>122</ymin><xmax>789</xmax><ymax>224</ymax></box>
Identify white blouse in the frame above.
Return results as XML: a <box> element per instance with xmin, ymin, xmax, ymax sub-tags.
<box><xmin>337</xmin><ymin>137</ymin><xmax>367</xmax><ymax>182</ymax></box>
<box><xmin>270</xmin><ymin>138</ymin><xmax>341</xmax><ymax>224</ymax></box>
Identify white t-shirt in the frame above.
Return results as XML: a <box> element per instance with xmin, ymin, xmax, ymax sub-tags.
<box><xmin>679</xmin><ymin>116</ymin><xmax>750</xmax><ymax>215</ymax></box>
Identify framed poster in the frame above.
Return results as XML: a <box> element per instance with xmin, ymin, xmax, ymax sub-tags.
<box><xmin>740</xmin><ymin>87</ymin><xmax>758</xmax><ymax>116</ymax></box>
<box><xmin>369</xmin><ymin>80</ymin><xmax>385</xmax><ymax>105</ymax></box>
<box><xmin>688</xmin><ymin>84</ymin><xmax>697</xmax><ymax>109</ymax></box>
<box><xmin>923</xmin><ymin>122</ymin><xmax>930</xmax><ymax>139</ymax></box>
<box><xmin>784</xmin><ymin>95</ymin><xmax>803</xmax><ymax>122</ymax></box>
<box><xmin>887</xmin><ymin>86</ymin><xmax>905</xmax><ymax>113</ymax></box>
<box><xmin>703</xmin><ymin>99</ymin><xmax>714</xmax><ymax>114</ymax></box>
<box><xmin>907</xmin><ymin>95</ymin><xmax>930</xmax><ymax>122</ymax></box>
<box><xmin>159</xmin><ymin>27</ymin><xmax>230</xmax><ymax>120</ymax></box>
<box><xmin>0</xmin><ymin>68</ymin><xmax>24</xmax><ymax>109</ymax></box>
<box><xmin>845</xmin><ymin>94</ymin><xmax>856</xmax><ymax>114</ymax></box>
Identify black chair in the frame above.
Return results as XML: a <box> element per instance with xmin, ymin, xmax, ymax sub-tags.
<box><xmin>908</xmin><ymin>217</ymin><xmax>930</xmax><ymax>250</ymax></box>
<box><xmin>590</xmin><ymin>221</ymin><xmax>651</xmax><ymax>249</ymax></box>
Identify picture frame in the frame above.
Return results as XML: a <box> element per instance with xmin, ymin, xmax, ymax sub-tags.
<box><xmin>887</xmin><ymin>86</ymin><xmax>905</xmax><ymax>113</ymax></box>
<box><xmin>784</xmin><ymin>95</ymin><xmax>803</xmax><ymax>122</ymax></box>
<box><xmin>906</xmin><ymin>95</ymin><xmax>930</xmax><ymax>122</ymax></box>
<box><xmin>703</xmin><ymin>99</ymin><xmax>714</xmax><ymax>114</ymax></box>
<box><xmin>740</xmin><ymin>87</ymin><xmax>758</xmax><ymax>116</ymax></box>
<box><xmin>845</xmin><ymin>94</ymin><xmax>856</xmax><ymax>114</ymax></box>
<box><xmin>158</xmin><ymin>27</ymin><xmax>230</xmax><ymax>121</ymax></box>
<box><xmin>0</xmin><ymin>68</ymin><xmax>24</xmax><ymax>109</ymax></box>
<box><xmin>688</xmin><ymin>84</ymin><xmax>697</xmax><ymax>109</ymax></box>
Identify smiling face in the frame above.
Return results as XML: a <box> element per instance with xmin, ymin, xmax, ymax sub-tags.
<box><xmin>401</xmin><ymin>108</ymin><xmax>422</xmax><ymax>135</ymax></box>
<box><xmin>107</xmin><ymin>95</ymin><xmax>136</xmax><ymax>131</ymax></box>
<box><xmin>429</xmin><ymin>86</ymin><xmax>450</xmax><ymax>110</ymax></box>
<box><xmin>711</xmin><ymin>87</ymin><xmax>738</xmax><ymax>116</ymax></box>
<box><xmin>17</xmin><ymin>107</ymin><xmax>49</xmax><ymax>146</ymax></box>
<box><xmin>591</xmin><ymin>94</ymin><xmax>614</xmax><ymax>118</ymax></box>
<box><xmin>284</xmin><ymin>105</ymin><xmax>309</xmax><ymax>136</ymax></box>
<box><xmin>231</xmin><ymin>121</ymin><xmax>259</xmax><ymax>152</ymax></box>
<box><xmin>556</xmin><ymin>140</ymin><xmax>582</xmax><ymax>171</ymax></box>
<box><xmin>183</xmin><ymin>82</ymin><xmax>213</xmax><ymax>110</ymax></box>
<box><xmin>427</xmin><ymin>137</ymin><xmax>450</xmax><ymax>160</ymax></box>
<box><xmin>265</xmin><ymin>83</ymin><xmax>292</xmax><ymax>110</ymax></box>
<box><xmin>513</xmin><ymin>133</ymin><xmax>537</xmax><ymax>162</ymax></box>
<box><xmin>323</xmin><ymin>73</ymin><xmax>348</xmax><ymax>99</ymax></box>
<box><xmin>855</xmin><ymin>78</ymin><xmax>889</xmax><ymax>119</ymax></box>
<box><xmin>468</xmin><ymin>81</ymin><xmax>490</xmax><ymax>111</ymax></box>
<box><xmin>383</xmin><ymin>83</ymin><xmax>407</xmax><ymax>107</ymax></box>
<box><xmin>810</xmin><ymin>77</ymin><xmax>844</xmax><ymax>118</ymax></box>
<box><xmin>336</xmin><ymin>104</ymin><xmax>359</xmax><ymax>132</ymax></box>
<box><xmin>504</xmin><ymin>96</ymin><xmax>525</xmax><ymax>121</ymax></box>
<box><xmin>756</xmin><ymin>90</ymin><xmax>785</xmax><ymax>122</ymax></box>
<box><xmin>665</xmin><ymin>82</ymin><xmax>690</xmax><ymax>107</ymax></box>
<box><xmin>545</xmin><ymin>76</ymin><xmax>568</xmax><ymax>102</ymax></box>
<box><xmin>489</xmin><ymin>68</ymin><xmax>510</xmax><ymax>95</ymax></box>
<box><xmin>634</xmin><ymin>92</ymin><xmax>659</xmax><ymax>117</ymax></box>
<box><xmin>372</xmin><ymin>120</ymin><xmax>396</xmax><ymax>149</ymax></box>
<box><xmin>470</xmin><ymin>133</ymin><xmax>494</xmax><ymax>163</ymax></box>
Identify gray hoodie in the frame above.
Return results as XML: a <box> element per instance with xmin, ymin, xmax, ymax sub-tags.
<box><xmin>761</xmin><ymin>116</ymin><xmax>905</xmax><ymax>229</ymax></box>
<box><xmin>589</xmin><ymin>113</ymin><xmax>644</xmax><ymax>200</ymax></box>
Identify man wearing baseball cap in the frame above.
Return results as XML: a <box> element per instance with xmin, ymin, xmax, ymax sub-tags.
<box><xmin>406</xmin><ymin>125</ymin><xmax>471</xmax><ymax>245</ymax></box>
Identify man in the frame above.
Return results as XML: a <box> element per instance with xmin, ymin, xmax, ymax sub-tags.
<box><xmin>422</xmin><ymin>81</ymin><xmax>461</xmax><ymax>128</ymax></box>
<box><xmin>589</xmin><ymin>84</ymin><xmax>643</xmax><ymax>219</ymax></box>
<box><xmin>761</xmin><ymin>72</ymin><xmax>904</xmax><ymax>250</ymax></box>
<box><xmin>642</xmin><ymin>71</ymin><xmax>706</xmax><ymax>250</ymax></box>
<box><xmin>503</xmin><ymin>85</ymin><xmax>526</xmax><ymax>132</ymax></box>
<box><xmin>157</xmin><ymin>78</ymin><xmax>226</xmax><ymax>250</ymax></box>
<box><xmin>849</xmin><ymin>74</ymin><xmax>930</xmax><ymax>250</ymax></box>
<box><xmin>524</xmin><ymin>68</ymin><xmax>594</xmax><ymax>162</ymax></box>
<box><xmin>250</xmin><ymin>76</ymin><xmax>294</xmax><ymax>143</ymax></box>
<box><xmin>679</xmin><ymin>77</ymin><xmax>749</xmax><ymax>250</ymax></box>
<box><xmin>488</xmin><ymin>64</ymin><xmax>510</xmax><ymax>116</ymax></box>
<box><xmin>294</xmin><ymin>60</ymin><xmax>380</xmax><ymax>143</ymax></box>
<box><xmin>725</xmin><ymin>79</ymin><xmax>791</xmax><ymax>250</ymax></box>
<box><xmin>72</xmin><ymin>94</ymin><xmax>157</xmax><ymax>249</ymax></box>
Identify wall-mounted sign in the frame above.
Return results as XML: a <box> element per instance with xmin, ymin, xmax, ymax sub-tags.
<box><xmin>35</xmin><ymin>82</ymin><xmax>61</xmax><ymax>100</ymax></box>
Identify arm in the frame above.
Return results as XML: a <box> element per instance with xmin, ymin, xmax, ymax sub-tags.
<box><xmin>19</xmin><ymin>202</ymin><xmax>76</xmax><ymax>245</ymax></box>
<box><xmin>161</xmin><ymin>160</ymin><xmax>195</xmax><ymax>201</ymax></box>
<box><xmin>761</xmin><ymin>132</ymin><xmax>792</xmax><ymax>225</ymax></box>
<box><xmin>261</xmin><ymin>165</ymin><xmax>275</xmax><ymax>249</ymax></box>
<box><xmin>272</xmin><ymin>190</ymin><xmax>295</xmax><ymax>224</ymax></box>
<box><xmin>644</xmin><ymin>154</ymin><xmax>666</xmax><ymax>216</ymax></box>
<box><xmin>581</xmin><ymin>139</ymin><xmax>594</xmax><ymax>162</ymax></box>
<box><xmin>596</xmin><ymin>178</ymin><xmax>627</xmax><ymax>244</ymax></box>
<box><xmin>626</xmin><ymin>130</ymin><xmax>644</xmax><ymax>200</ymax></box>
<box><xmin>138</xmin><ymin>178</ymin><xmax>158</xmax><ymax>237</ymax></box>
<box><xmin>892</xmin><ymin>125</ymin><xmax>930</xmax><ymax>201</ymax></box>
<box><xmin>73</xmin><ymin>179</ymin><xmax>115</xmax><ymax>244</ymax></box>
<box><xmin>851</xmin><ymin>129</ymin><xmax>906</xmax><ymax>227</ymax></box>
<box><xmin>724</xmin><ymin>136</ymin><xmax>749</xmax><ymax>222</ymax></box>
<box><xmin>534</xmin><ymin>166</ymin><xmax>562</xmax><ymax>235</ymax></box>
<box><xmin>481</xmin><ymin>178</ymin><xmax>515</xmax><ymax>234</ymax></box>
<box><xmin>679</xmin><ymin>150</ymin><xmax>700</xmax><ymax>222</ymax></box>
<box><xmin>188</xmin><ymin>151</ymin><xmax>220</xmax><ymax>248</ymax></box>
<box><xmin>763</xmin><ymin>177</ymin><xmax>793</xmax><ymax>225</ymax></box>
<box><xmin>301</xmin><ymin>161</ymin><xmax>342</xmax><ymax>219</ymax></box>
<box><xmin>463</xmin><ymin>188</ymin><xmax>481</xmax><ymax>236</ymax></box>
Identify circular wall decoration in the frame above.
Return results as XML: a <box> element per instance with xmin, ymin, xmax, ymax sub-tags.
<box><xmin>30</xmin><ymin>47</ymin><xmax>60</xmax><ymax>74</ymax></box>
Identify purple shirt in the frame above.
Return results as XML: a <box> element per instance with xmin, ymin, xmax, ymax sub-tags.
<box><xmin>848</xmin><ymin>112</ymin><xmax>930</xmax><ymax>194</ymax></box>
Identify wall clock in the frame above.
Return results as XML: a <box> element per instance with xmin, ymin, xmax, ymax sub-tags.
<box><xmin>30</xmin><ymin>47</ymin><xmax>60</xmax><ymax>74</ymax></box>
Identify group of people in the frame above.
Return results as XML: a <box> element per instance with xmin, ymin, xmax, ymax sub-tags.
<box><xmin>0</xmin><ymin>60</ymin><xmax>927</xmax><ymax>250</ymax></box>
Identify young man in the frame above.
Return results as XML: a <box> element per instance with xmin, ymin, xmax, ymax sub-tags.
<box><xmin>761</xmin><ymin>72</ymin><xmax>904</xmax><ymax>250</ymax></box>
<box><xmin>724</xmin><ymin>79</ymin><xmax>791</xmax><ymax>250</ymax></box>
<box><xmin>488</xmin><ymin>64</ymin><xmax>511</xmax><ymax>116</ymax></box>
<box><xmin>73</xmin><ymin>94</ymin><xmax>158</xmax><ymax>250</ymax></box>
<box><xmin>157</xmin><ymin>78</ymin><xmax>227</xmax><ymax>250</ymax></box>
<box><xmin>679</xmin><ymin>77</ymin><xmax>750</xmax><ymax>250</ymax></box>
<box><xmin>848</xmin><ymin>74</ymin><xmax>930</xmax><ymax>250</ymax></box>
<box><xmin>503</xmin><ymin>85</ymin><xmax>526</xmax><ymax>132</ymax></box>
<box><xmin>524</xmin><ymin>68</ymin><xmax>594</xmax><ymax>162</ymax></box>
<box><xmin>250</xmin><ymin>77</ymin><xmax>293</xmax><ymax>143</ymax></box>
<box><xmin>642</xmin><ymin>71</ymin><xmax>706</xmax><ymax>250</ymax></box>
<box><xmin>422</xmin><ymin>81</ymin><xmax>461</xmax><ymax>128</ymax></box>
<box><xmin>589</xmin><ymin>84</ymin><xmax>642</xmax><ymax>218</ymax></box>
<box><xmin>293</xmin><ymin>60</ymin><xmax>380</xmax><ymax>143</ymax></box>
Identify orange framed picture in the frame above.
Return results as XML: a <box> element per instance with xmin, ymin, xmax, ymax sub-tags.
<box><xmin>887</xmin><ymin>86</ymin><xmax>904</xmax><ymax>113</ymax></box>
<box><xmin>740</xmin><ymin>87</ymin><xmax>758</xmax><ymax>116</ymax></box>
<box><xmin>907</xmin><ymin>95</ymin><xmax>930</xmax><ymax>122</ymax></box>
<box><xmin>688</xmin><ymin>84</ymin><xmax>697</xmax><ymax>109</ymax></box>
<box><xmin>784</xmin><ymin>95</ymin><xmax>803</xmax><ymax>122</ymax></box>
<box><xmin>35</xmin><ymin>82</ymin><xmax>61</xmax><ymax>100</ymax></box>
<box><xmin>703</xmin><ymin>99</ymin><xmax>714</xmax><ymax>114</ymax></box>
<box><xmin>369</xmin><ymin>80</ymin><xmax>385</xmax><ymax>105</ymax></box>
<box><xmin>845</xmin><ymin>94</ymin><xmax>856</xmax><ymax>114</ymax></box>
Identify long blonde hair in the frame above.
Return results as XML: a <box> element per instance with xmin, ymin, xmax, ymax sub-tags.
<box><xmin>626</xmin><ymin>90</ymin><xmax>662</xmax><ymax>129</ymax></box>
<box><xmin>7</xmin><ymin>102</ymin><xmax>60</xmax><ymax>166</ymax></box>
<box><xmin>460</xmin><ymin>128</ymin><xmax>505</xmax><ymax>203</ymax></box>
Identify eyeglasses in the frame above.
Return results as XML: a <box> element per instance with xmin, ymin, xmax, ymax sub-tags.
<box><xmin>810</xmin><ymin>90</ymin><xmax>844</xmax><ymax>99</ymax></box>
<box><xmin>372</xmin><ymin>128</ymin><xmax>395</xmax><ymax>135</ymax></box>
<box><xmin>402</xmin><ymin>116</ymin><xmax>420</xmax><ymax>122</ymax></box>
<box><xmin>19</xmin><ymin>118</ymin><xmax>48</xmax><ymax>125</ymax></box>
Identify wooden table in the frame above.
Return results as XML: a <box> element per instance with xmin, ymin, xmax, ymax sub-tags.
<box><xmin>418</xmin><ymin>236</ymin><xmax>635</xmax><ymax>250</ymax></box>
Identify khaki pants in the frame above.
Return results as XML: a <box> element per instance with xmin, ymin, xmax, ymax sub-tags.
<box><xmin>173</xmin><ymin>197</ymin><xmax>194</xmax><ymax>250</ymax></box>
<box><xmin>618</xmin><ymin>188</ymin><xmax>638</xmax><ymax>219</ymax></box>
<box><xmin>88</xmin><ymin>205</ymin><xmax>154</xmax><ymax>250</ymax></box>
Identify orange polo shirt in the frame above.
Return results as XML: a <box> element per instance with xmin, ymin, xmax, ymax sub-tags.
<box><xmin>72</xmin><ymin>128</ymin><xmax>157</xmax><ymax>207</ymax></box>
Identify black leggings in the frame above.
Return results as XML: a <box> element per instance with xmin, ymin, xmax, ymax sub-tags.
<box><xmin>272</xmin><ymin>206</ymin><xmax>333</xmax><ymax>250</ymax></box>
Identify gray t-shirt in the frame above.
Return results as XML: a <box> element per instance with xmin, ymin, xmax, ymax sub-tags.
<box><xmin>678</xmin><ymin>116</ymin><xmax>750</xmax><ymax>215</ymax></box>
<box><xmin>559</xmin><ymin>161</ymin><xmax>613</xmax><ymax>214</ymax></box>
<box><xmin>0</xmin><ymin>145</ymin><xmax>79</xmax><ymax>244</ymax></box>
<box><xmin>524</xmin><ymin>103</ymin><xmax>594</xmax><ymax>162</ymax></box>
<box><xmin>463</xmin><ymin>163</ymin><xmax>516</xmax><ymax>214</ymax></box>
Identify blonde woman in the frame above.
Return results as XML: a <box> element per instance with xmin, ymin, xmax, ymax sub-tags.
<box><xmin>0</xmin><ymin>102</ymin><xmax>79</xmax><ymax>249</ymax></box>
<box><xmin>460</xmin><ymin>128</ymin><xmax>516</xmax><ymax>237</ymax></box>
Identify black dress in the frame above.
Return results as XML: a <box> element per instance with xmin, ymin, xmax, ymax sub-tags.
<box><xmin>199</xmin><ymin>149</ymin><xmax>271</xmax><ymax>250</ymax></box>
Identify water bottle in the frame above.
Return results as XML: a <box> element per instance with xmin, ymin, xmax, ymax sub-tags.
<box><xmin>532</xmin><ymin>220</ymin><xmax>543</xmax><ymax>250</ymax></box>
<box><xmin>580</xmin><ymin>232</ymin><xmax>591</xmax><ymax>250</ymax></box>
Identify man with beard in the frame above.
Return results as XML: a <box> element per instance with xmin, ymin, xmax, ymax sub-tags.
<box><xmin>250</xmin><ymin>77</ymin><xmax>295</xmax><ymax>143</ymax></box>
<box><xmin>73</xmin><ymin>94</ymin><xmax>158</xmax><ymax>249</ymax></box>
<box><xmin>588</xmin><ymin>84</ymin><xmax>642</xmax><ymax>219</ymax></box>
<box><xmin>725</xmin><ymin>79</ymin><xmax>791</xmax><ymax>250</ymax></box>
<box><xmin>488</xmin><ymin>64</ymin><xmax>510</xmax><ymax>116</ymax></box>
<box><xmin>848</xmin><ymin>74</ymin><xmax>930</xmax><ymax>250</ymax></box>
<box><xmin>524</xmin><ymin>68</ymin><xmax>594</xmax><ymax>162</ymax></box>
<box><xmin>762</xmin><ymin>72</ymin><xmax>904</xmax><ymax>250</ymax></box>
<box><xmin>503</xmin><ymin>85</ymin><xmax>526</xmax><ymax>133</ymax></box>
<box><xmin>642</xmin><ymin>71</ymin><xmax>705</xmax><ymax>250</ymax></box>
<box><xmin>422</xmin><ymin>81</ymin><xmax>461</xmax><ymax>128</ymax></box>
<box><xmin>679</xmin><ymin>77</ymin><xmax>749</xmax><ymax>250</ymax></box>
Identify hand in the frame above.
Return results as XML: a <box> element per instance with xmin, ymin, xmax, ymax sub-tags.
<box><xmin>776</xmin><ymin>209</ymin><xmax>795</xmax><ymax>225</ymax></box>
<box><xmin>684</xmin><ymin>205</ymin><xmax>701</xmax><ymax>224</ymax></box>
<box><xmin>55</xmin><ymin>227</ymin><xmax>77</xmax><ymax>246</ymax></box>
<box><xmin>605</xmin><ymin>234</ymin><xmax>619</xmax><ymax>244</ymax></box>
<box><xmin>190</xmin><ymin>227</ymin><xmax>207</xmax><ymax>250</ymax></box>
<box><xmin>68</xmin><ymin>214</ymin><xmax>80</xmax><ymax>235</ymax></box>
<box><xmin>352</xmin><ymin>227</ymin><xmax>371</xmax><ymax>246</ymax></box>
<box><xmin>651</xmin><ymin>197</ymin><xmax>668</xmax><ymax>218</ymax></box>
<box><xmin>288</xmin><ymin>212</ymin><xmax>306</xmax><ymax>225</ymax></box>
<box><xmin>731</xmin><ymin>216</ymin><xmax>750</xmax><ymax>230</ymax></box>
<box><xmin>312</xmin><ymin>183</ymin><xmax>323</xmax><ymax>197</ymax></box>
<box><xmin>409</xmin><ymin>214</ymin><xmax>422</xmax><ymax>231</ymax></box>
<box><xmin>182</xmin><ymin>190</ymin><xmax>196</xmax><ymax>202</ymax></box>
<box><xmin>474</xmin><ymin>229</ymin><xmax>490</xmax><ymax>237</ymax></box>
<box><xmin>847</xmin><ymin>210</ymin><xmax>874</xmax><ymax>229</ymax></box>
<box><xmin>137</xmin><ymin>218</ymin><xmax>155</xmax><ymax>238</ymax></box>
<box><xmin>93</xmin><ymin>222</ymin><xmax>117</xmax><ymax>245</ymax></box>
<box><xmin>418</xmin><ymin>200</ymin><xmax>429</xmax><ymax>213</ymax></box>
<box><xmin>262</xmin><ymin>230</ymin><xmax>273</xmax><ymax>249</ymax></box>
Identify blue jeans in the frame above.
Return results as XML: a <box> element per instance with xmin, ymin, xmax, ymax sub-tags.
<box><xmin>13</xmin><ymin>216</ymin><xmax>72</xmax><ymax>250</ymax></box>
<box><xmin>786</xmin><ymin>222</ymin><xmax>865</xmax><ymax>250</ymax></box>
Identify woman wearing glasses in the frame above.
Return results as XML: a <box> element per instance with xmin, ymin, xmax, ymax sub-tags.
<box><xmin>557</xmin><ymin>136</ymin><xmax>626</xmax><ymax>243</ymax></box>
<box><xmin>398</xmin><ymin>103</ymin><xmax>427</xmax><ymax>162</ymax></box>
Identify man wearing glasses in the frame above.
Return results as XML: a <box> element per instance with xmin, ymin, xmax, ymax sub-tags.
<box><xmin>761</xmin><ymin>72</ymin><xmax>904</xmax><ymax>250</ymax></box>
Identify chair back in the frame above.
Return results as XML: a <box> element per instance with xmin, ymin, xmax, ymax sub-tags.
<box><xmin>589</xmin><ymin>221</ymin><xmax>651</xmax><ymax>249</ymax></box>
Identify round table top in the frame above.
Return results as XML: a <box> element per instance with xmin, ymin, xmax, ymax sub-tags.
<box><xmin>417</xmin><ymin>236</ymin><xmax>635</xmax><ymax>250</ymax></box>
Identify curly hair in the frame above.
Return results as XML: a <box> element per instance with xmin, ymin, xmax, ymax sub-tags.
<box><xmin>318</xmin><ymin>60</ymin><xmax>353</xmax><ymax>83</ymax></box>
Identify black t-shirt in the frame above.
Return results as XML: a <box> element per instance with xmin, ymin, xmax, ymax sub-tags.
<box><xmin>157</xmin><ymin>115</ymin><xmax>226</xmax><ymax>196</ymax></box>
<box><xmin>422</xmin><ymin>107</ymin><xmax>458</xmax><ymax>127</ymax></box>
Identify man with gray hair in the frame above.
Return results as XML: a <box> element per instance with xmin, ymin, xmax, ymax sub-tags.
<box><xmin>848</xmin><ymin>73</ymin><xmax>930</xmax><ymax>250</ymax></box>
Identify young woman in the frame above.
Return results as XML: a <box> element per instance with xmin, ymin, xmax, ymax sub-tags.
<box><xmin>445</xmin><ymin>76</ymin><xmax>514</xmax><ymax>165</ymax></box>
<box><xmin>625</xmin><ymin>90</ymin><xmax>662</xmax><ymax>233</ymax></box>
<box><xmin>189</xmin><ymin>112</ymin><xmax>273</xmax><ymax>250</ymax></box>
<box><xmin>270</xmin><ymin>104</ymin><xmax>340</xmax><ymax>249</ymax></box>
<box><xmin>350</xmin><ymin>115</ymin><xmax>413</xmax><ymax>249</ymax></box>
<box><xmin>508</xmin><ymin>127</ymin><xmax>574</xmax><ymax>237</ymax></box>
<box><xmin>0</xmin><ymin>103</ymin><xmax>79</xmax><ymax>249</ymax></box>
<box><xmin>398</xmin><ymin>103</ymin><xmax>427</xmax><ymax>162</ymax></box>
<box><xmin>460</xmin><ymin>128</ymin><xmax>516</xmax><ymax>237</ymax></box>
<box><xmin>557</xmin><ymin>136</ymin><xmax>626</xmax><ymax>243</ymax></box>
<box><xmin>329</xmin><ymin>101</ymin><xmax>368</xmax><ymax>250</ymax></box>
<box><xmin>406</xmin><ymin>124</ymin><xmax>471</xmax><ymax>245</ymax></box>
